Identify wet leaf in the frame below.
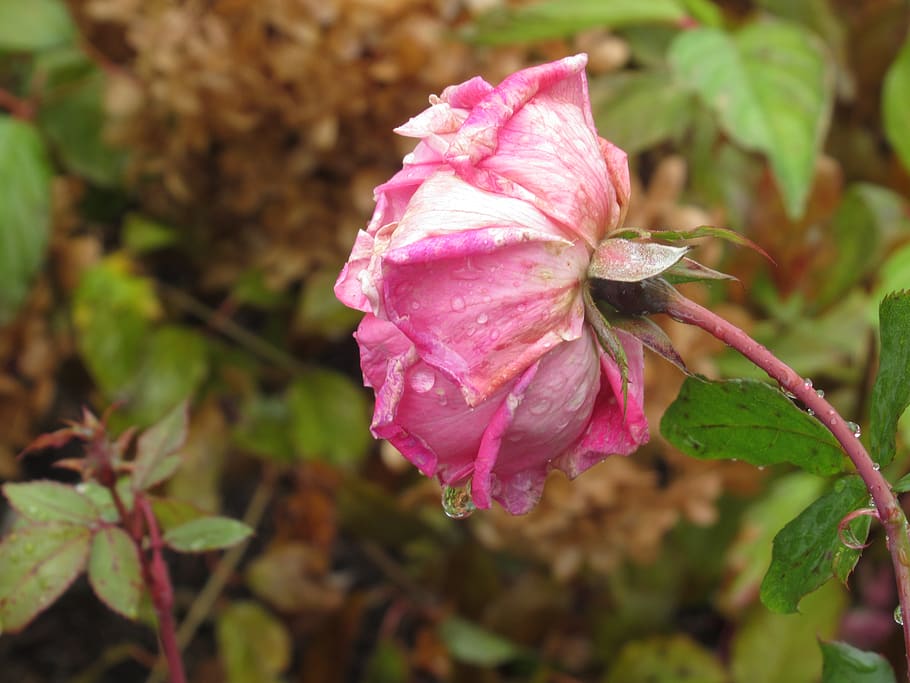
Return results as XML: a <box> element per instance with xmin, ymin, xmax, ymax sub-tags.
<box><xmin>133</xmin><ymin>401</ymin><xmax>189</xmax><ymax>491</ymax></box>
<box><xmin>287</xmin><ymin>369</ymin><xmax>371</xmax><ymax>465</ymax></box>
<box><xmin>438</xmin><ymin>616</ymin><xmax>527</xmax><ymax>667</ymax></box>
<box><xmin>0</xmin><ymin>0</ymin><xmax>74</xmax><ymax>51</ymax></box>
<box><xmin>869</xmin><ymin>292</ymin><xmax>910</xmax><ymax>467</ymax></box>
<box><xmin>609</xmin><ymin>316</ymin><xmax>686</xmax><ymax>373</ymax></box>
<box><xmin>0</xmin><ymin>117</ymin><xmax>53</xmax><ymax>324</ymax></box>
<box><xmin>670</xmin><ymin>20</ymin><xmax>834</xmax><ymax>218</ymax></box>
<box><xmin>732</xmin><ymin>579</ymin><xmax>845</xmax><ymax>683</ymax></box>
<box><xmin>883</xmin><ymin>37</ymin><xmax>910</xmax><ymax>174</ymax></box>
<box><xmin>820</xmin><ymin>640</ymin><xmax>897</xmax><ymax>683</ymax></box>
<box><xmin>760</xmin><ymin>476</ymin><xmax>869</xmax><ymax>613</ymax></box>
<box><xmin>0</xmin><ymin>522</ymin><xmax>91</xmax><ymax>631</ymax></box>
<box><xmin>467</xmin><ymin>0</ymin><xmax>687</xmax><ymax>45</ymax></box>
<box><xmin>88</xmin><ymin>526</ymin><xmax>143</xmax><ymax>620</ymax></box>
<box><xmin>589</xmin><ymin>239</ymin><xmax>688</xmax><ymax>282</ymax></box>
<box><xmin>163</xmin><ymin>516</ymin><xmax>253</xmax><ymax>553</ymax></box>
<box><xmin>216</xmin><ymin>601</ymin><xmax>291</xmax><ymax>683</ymax></box>
<box><xmin>3</xmin><ymin>481</ymin><xmax>100</xmax><ymax>525</ymax></box>
<box><xmin>661</xmin><ymin>377</ymin><xmax>846</xmax><ymax>476</ymax></box>
<box><xmin>605</xmin><ymin>635</ymin><xmax>726</xmax><ymax>683</ymax></box>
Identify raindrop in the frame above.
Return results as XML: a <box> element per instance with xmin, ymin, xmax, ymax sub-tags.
<box><xmin>442</xmin><ymin>481</ymin><xmax>475</xmax><ymax>519</ymax></box>
<box><xmin>873</xmin><ymin>463</ymin><xmax>881</xmax><ymax>471</ymax></box>
<box><xmin>803</xmin><ymin>378</ymin><xmax>813</xmax><ymax>389</ymax></box>
<box><xmin>815</xmin><ymin>388</ymin><xmax>825</xmax><ymax>398</ymax></box>
<box><xmin>410</xmin><ymin>369</ymin><xmax>435</xmax><ymax>393</ymax></box>
<box><xmin>410</xmin><ymin>300</ymin><xmax>420</xmax><ymax>311</ymax></box>
<box><xmin>476</xmin><ymin>313</ymin><xmax>489</xmax><ymax>325</ymax></box>
<box><xmin>847</xmin><ymin>421</ymin><xmax>861</xmax><ymax>438</ymax></box>
<box><xmin>451</xmin><ymin>297</ymin><xmax>466</xmax><ymax>312</ymax></box>
<box><xmin>783</xmin><ymin>390</ymin><xmax>797</xmax><ymax>400</ymax></box>
<box><xmin>829</xmin><ymin>417</ymin><xmax>837</xmax><ymax>426</ymax></box>
<box><xmin>895</xmin><ymin>605</ymin><xmax>904</xmax><ymax>626</ymax></box>
<box><xmin>807</xmin><ymin>408</ymin><xmax>815</xmax><ymax>416</ymax></box>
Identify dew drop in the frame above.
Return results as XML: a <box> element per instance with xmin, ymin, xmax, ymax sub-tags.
<box><xmin>410</xmin><ymin>369</ymin><xmax>435</xmax><ymax>393</ymax></box>
<box><xmin>847</xmin><ymin>421</ymin><xmax>861</xmax><ymax>438</ymax></box>
<box><xmin>529</xmin><ymin>398</ymin><xmax>551</xmax><ymax>415</ymax></box>
<box><xmin>517</xmin><ymin>303</ymin><xmax>527</xmax><ymax>313</ymax></box>
<box><xmin>802</xmin><ymin>379</ymin><xmax>813</xmax><ymax>389</ymax></box>
<box><xmin>476</xmin><ymin>313</ymin><xmax>489</xmax><ymax>325</ymax></box>
<box><xmin>807</xmin><ymin>408</ymin><xmax>815</xmax><ymax>416</ymax></box>
<box><xmin>895</xmin><ymin>605</ymin><xmax>904</xmax><ymax>626</ymax></box>
<box><xmin>442</xmin><ymin>481</ymin><xmax>475</xmax><ymax>519</ymax></box>
<box><xmin>815</xmin><ymin>388</ymin><xmax>825</xmax><ymax>398</ymax></box>
<box><xmin>783</xmin><ymin>390</ymin><xmax>797</xmax><ymax>400</ymax></box>
<box><xmin>873</xmin><ymin>463</ymin><xmax>881</xmax><ymax>471</ymax></box>
<box><xmin>829</xmin><ymin>417</ymin><xmax>837</xmax><ymax>425</ymax></box>
<box><xmin>451</xmin><ymin>296</ymin><xmax>466</xmax><ymax>312</ymax></box>
<box><xmin>410</xmin><ymin>300</ymin><xmax>420</xmax><ymax>311</ymax></box>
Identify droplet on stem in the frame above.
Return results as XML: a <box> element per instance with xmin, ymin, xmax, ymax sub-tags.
<box><xmin>803</xmin><ymin>378</ymin><xmax>813</xmax><ymax>389</ymax></box>
<box><xmin>442</xmin><ymin>481</ymin><xmax>476</xmax><ymax>519</ymax></box>
<box><xmin>895</xmin><ymin>605</ymin><xmax>904</xmax><ymax>626</ymax></box>
<box><xmin>815</xmin><ymin>388</ymin><xmax>825</xmax><ymax>398</ymax></box>
<box><xmin>847</xmin><ymin>421</ymin><xmax>861</xmax><ymax>438</ymax></box>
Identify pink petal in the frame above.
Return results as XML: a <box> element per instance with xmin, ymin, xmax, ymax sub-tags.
<box><xmin>444</xmin><ymin>54</ymin><xmax>627</xmax><ymax>246</ymax></box>
<box><xmin>380</xmin><ymin>225</ymin><xmax>587</xmax><ymax>405</ymax></box>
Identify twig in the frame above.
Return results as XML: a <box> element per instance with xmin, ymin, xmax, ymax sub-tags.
<box><xmin>0</xmin><ymin>87</ymin><xmax>34</xmax><ymax>120</ymax></box>
<box><xmin>664</xmin><ymin>289</ymin><xmax>910</xmax><ymax>679</ymax></box>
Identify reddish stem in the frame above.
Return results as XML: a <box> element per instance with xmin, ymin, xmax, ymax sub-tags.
<box><xmin>0</xmin><ymin>87</ymin><xmax>34</xmax><ymax>120</ymax></box>
<box><xmin>665</xmin><ymin>291</ymin><xmax>910</xmax><ymax>678</ymax></box>
<box><xmin>137</xmin><ymin>496</ymin><xmax>187</xmax><ymax>683</ymax></box>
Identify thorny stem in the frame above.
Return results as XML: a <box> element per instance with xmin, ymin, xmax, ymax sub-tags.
<box><xmin>664</xmin><ymin>290</ymin><xmax>910</xmax><ymax>679</ymax></box>
<box><xmin>137</xmin><ymin>496</ymin><xmax>188</xmax><ymax>683</ymax></box>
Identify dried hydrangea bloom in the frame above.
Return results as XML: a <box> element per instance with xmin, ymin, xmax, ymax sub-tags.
<box><xmin>336</xmin><ymin>54</ymin><xmax>648</xmax><ymax>514</ymax></box>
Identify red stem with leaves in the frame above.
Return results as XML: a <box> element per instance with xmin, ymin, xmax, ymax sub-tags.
<box><xmin>664</xmin><ymin>290</ymin><xmax>910</xmax><ymax>679</ymax></box>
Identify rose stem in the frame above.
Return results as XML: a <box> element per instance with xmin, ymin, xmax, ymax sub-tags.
<box><xmin>664</xmin><ymin>290</ymin><xmax>910</xmax><ymax>678</ymax></box>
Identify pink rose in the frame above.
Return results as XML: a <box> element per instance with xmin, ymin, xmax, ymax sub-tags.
<box><xmin>335</xmin><ymin>54</ymin><xmax>648</xmax><ymax>514</ymax></box>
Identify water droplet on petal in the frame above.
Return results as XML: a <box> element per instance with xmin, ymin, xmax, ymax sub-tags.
<box><xmin>442</xmin><ymin>481</ymin><xmax>475</xmax><ymax>519</ymax></box>
<box><xmin>847</xmin><ymin>421</ymin><xmax>861</xmax><ymax>438</ymax></box>
<box><xmin>476</xmin><ymin>313</ymin><xmax>489</xmax><ymax>325</ymax></box>
<box><xmin>410</xmin><ymin>300</ymin><xmax>420</xmax><ymax>311</ymax></box>
<box><xmin>410</xmin><ymin>369</ymin><xmax>435</xmax><ymax>393</ymax></box>
<box><xmin>529</xmin><ymin>398</ymin><xmax>551</xmax><ymax>415</ymax></box>
<box><xmin>815</xmin><ymin>388</ymin><xmax>825</xmax><ymax>398</ymax></box>
<box><xmin>895</xmin><ymin>605</ymin><xmax>904</xmax><ymax>626</ymax></box>
<box><xmin>451</xmin><ymin>297</ymin><xmax>465</xmax><ymax>312</ymax></box>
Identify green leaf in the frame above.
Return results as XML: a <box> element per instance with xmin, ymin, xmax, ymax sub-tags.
<box><xmin>438</xmin><ymin>617</ymin><xmax>526</xmax><ymax>667</ymax></box>
<box><xmin>163</xmin><ymin>516</ymin><xmax>253</xmax><ymax>553</ymax></box>
<box><xmin>33</xmin><ymin>49</ymin><xmax>126</xmax><ymax>185</ymax></box>
<box><xmin>88</xmin><ymin>526</ymin><xmax>143</xmax><ymax>620</ymax></box>
<box><xmin>660</xmin><ymin>377</ymin><xmax>846</xmax><ymax>476</ymax></box>
<box><xmin>122</xmin><ymin>213</ymin><xmax>179</xmax><ymax>253</ymax></box>
<box><xmin>818</xmin><ymin>184</ymin><xmax>907</xmax><ymax>308</ymax></box>
<box><xmin>295</xmin><ymin>267</ymin><xmax>363</xmax><ymax>338</ymax></box>
<box><xmin>883</xmin><ymin>37</ymin><xmax>910</xmax><ymax>174</ymax></box>
<box><xmin>892</xmin><ymin>471</ymin><xmax>910</xmax><ymax>494</ymax></box>
<box><xmin>133</xmin><ymin>401</ymin><xmax>189</xmax><ymax>491</ymax></box>
<box><xmin>466</xmin><ymin>0</ymin><xmax>687</xmax><ymax>45</ymax></box>
<box><xmin>820</xmin><ymin>640</ymin><xmax>897</xmax><ymax>683</ymax></box>
<box><xmin>363</xmin><ymin>638</ymin><xmax>410</xmax><ymax>683</ymax></box>
<box><xmin>732</xmin><ymin>579</ymin><xmax>846</xmax><ymax>683</ymax></box>
<box><xmin>593</xmin><ymin>71</ymin><xmax>696</xmax><ymax>155</ymax></box>
<box><xmin>870</xmin><ymin>292</ymin><xmax>910</xmax><ymax>467</ymax></box>
<box><xmin>0</xmin><ymin>522</ymin><xmax>91</xmax><ymax>631</ymax></box>
<box><xmin>73</xmin><ymin>257</ymin><xmax>161</xmax><ymax>396</ymax></box>
<box><xmin>149</xmin><ymin>496</ymin><xmax>208</xmax><ymax>532</ymax></box>
<box><xmin>605</xmin><ymin>635</ymin><xmax>726</xmax><ymax>683</ymax></box>
<box><xmin>760</xmin><ymin>476</ymin><xmax>869</xmax><ymax>614</ymax></box>
<box><xmin>287</xmin><ymin>369</ymin><xmax>371</xmax><ymax>465</ymax></box>
<box><xmin>234</xmin><ymin>395</ymin><xmax>296</xmax><ymax>462</ymax></box>
<box><xmin>3</xmin><ymin>481</ymin><xmax>99</xmax><ymax>525</ymax></box>
<box><xmin>0</xmin><ymin>117</ymin><xmax>53</xmax><ymax>324</ymax></box>
<box><xmin>669</xmin><ymin>20</ymin><xmax>834</xmax><ymax>218</ymax></box>
<box><xmin>216</xmin><ymin>601</ymin><xmax>291</xmax><ymax>683</ymax></box>
<box><xmin>0</xmin><ymin>0</ymin><xmax>75</xmax><ymax>51</ymax></box>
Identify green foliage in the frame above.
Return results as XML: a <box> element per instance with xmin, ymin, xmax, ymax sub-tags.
<box><xmin>0</xmin><ymin>116</ymin><xmax>52</xmax><ymax>324</ymax></box>
<box><xmin>870</xmin><ymin>292</ymin><xmax>910</xmax><ymax>467</ymax></box>
<box><xmin>760</xmin><ymin>476</ymin><xmax>868</xmax><ymax>614</ymax></box>
<box><xmin>669</xmin><ymin>20</ymin><xmax>834</xmax><ymax>218</ymax></box>
<box><xmin>732</xmin><ymin>580</ymin><xmax>846</xmax><ymax>683</ymax></box>
<box><xmin>604</xmin><ymin>635</ymin><xmax>726</xmax><ymax>683</ymax></box>
<box><xmin>122</xmin><ymin>213</ymin><xmax>180</xmax><ymax>253</ymax></box>
<box><xmin>3</xmin><ymin>480</ymin><xmax>100</xmax><ymax>524</ymax></box>
<box><xmin>216</xmin><ymin>601</ymin><xmax>291</xmax><ymax>683</ymax></box>
<box><xmin>820</xmin><ymin>641</ymin><xmax>897</xmax><ymax>683</ymax></box>
<box><xmin>88</xmin><ymin>526</ymin><xmax>143</xmax><ymax>620</ymax></box>
<box><xmin>467</xmin><ymin>0</ymin><xmax>687</xmax><ymax>45</ymax></box>
<box><xmin>661</xmin><ymin>377</ymin><xmax>845</xmax><ymax>475</ymax></box>
<box><xmin>883</xmin><ymin>37</ymin><xmax>910</xmax><ymax>174</ymax></box>
<box><xmin>132</xmin><ymin>401</ymin><xmax>189</xmax><ymax>491</ymax></box>
<box><xmin>287</xmin><ymin>369</ymin><xmax>371</xmax><ymax>465</ymax></box>
<box><xmin>163</xmin><ymin>516</ymin><xmax>253</xmax><ymax>553</ymax></box>
<box><xmin>0</xmin><ymin>0</ymin><xmax>75</xmax><ymax>52</ymax></box>
<box><xmin>438</xmin><ymin>616</ymin><xmax>527</xmax><ymax>667</ymax></box>
<box><xmin>0</xmin><ymin>521</ymin><xmax>91</xmax><ymax>631</ymax></box>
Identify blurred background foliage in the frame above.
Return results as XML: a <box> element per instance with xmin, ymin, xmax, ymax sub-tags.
<box><xmin>0</xmin><ymin>0</ymin><xmax>909</xmax><ymax>681</ymax></box>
